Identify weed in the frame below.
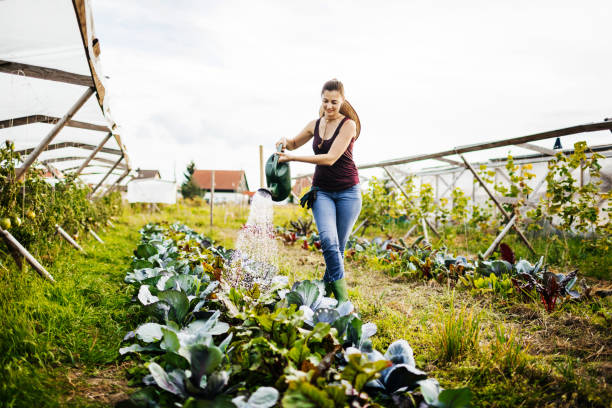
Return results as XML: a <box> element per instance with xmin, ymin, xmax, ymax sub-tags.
<box><xmin>489</xmin><ymin>323</ymin><xmax>529</xmax><ymax>375</ymax></box>
<box><xmin>433</xmin><ymin>292</ymin><xmax>482</xmax><ymax>363</ymax></box>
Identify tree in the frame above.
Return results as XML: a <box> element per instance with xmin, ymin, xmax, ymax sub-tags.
<box><xmin>181</xmin><ymin>161</ymin><xmax>203</xmax><ymax>199</ymax></box>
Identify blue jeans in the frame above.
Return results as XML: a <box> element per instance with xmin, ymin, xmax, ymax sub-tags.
<box><xmin>312</xmin><ymin>184</ymin><xmax>362</xmax><ymax>282</ymax></box>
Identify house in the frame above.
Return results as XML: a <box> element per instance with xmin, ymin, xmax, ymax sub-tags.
<box><xmin>192</xmin><ymin>169</ymin><xmax>250</xmax><ymax>203</ymax></box>
<box><xmin>292</xmin><ymin>175</ymin><xmax>312</xmax><ymax>198</ymax></box>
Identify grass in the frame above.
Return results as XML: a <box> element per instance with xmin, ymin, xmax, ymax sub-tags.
<box><xmin>0</xmin><ymin>218</ymin><xmax>141</xmax><ymax>407</ymax></box>
<box><xmin>0</xmin><ymin>202</ymin><xmax>610</xmax><ymax>407</ymax></box>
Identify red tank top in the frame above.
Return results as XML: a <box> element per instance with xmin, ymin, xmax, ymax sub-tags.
<box><xmin>312</xmin><ymin>117</ymin><xmax>360</xmax><ymax>191</ymax></box>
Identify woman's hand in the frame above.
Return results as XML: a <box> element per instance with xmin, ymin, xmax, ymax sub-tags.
<box><xmin>275</xmin><ymin>151</ymin><xmax>293</xmax><ymax>163</ymax></box>
<box><xmin>275</xmin><ymin>137</ymin><xmax>289</xmax><ymax>152</ymax></box>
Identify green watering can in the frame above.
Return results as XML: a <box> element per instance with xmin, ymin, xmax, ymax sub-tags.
<box><xmin>257</xmin><ymin>145</ymin><xmax>291</xmax><ymax>202</ymax></box>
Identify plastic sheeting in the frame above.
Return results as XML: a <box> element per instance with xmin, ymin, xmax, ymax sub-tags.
<box><xmin>127</xmin><ymin>179</ymin><xmax>177</xmax><ymax>204</ymax></box>
<box><xmin>0</xmin><ymin>0</ymin><xmax>131</xmax><ymax>188</ymax></box>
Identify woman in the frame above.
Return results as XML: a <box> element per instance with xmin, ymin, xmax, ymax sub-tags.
<box><xmin>275</xmin><ymin>78</ymin><xmax>362</xmax><ymax>303</ymax></box>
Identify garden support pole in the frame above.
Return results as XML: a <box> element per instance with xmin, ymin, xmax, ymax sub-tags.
<box><xmin>421</xmin><ymin>218</ymin><xmax>430</xmax><ymax>243</ymax></box>
<box><xmin>210</xmin><ymin>170</ymin><xmax>215</xmax><ymax>228</ymax></box>
<box><xmin>460</xmin><ymin>155</ymin><xmax>536</xmax><ymax>255</ymax></box>
<box><xmin>482</xmin><ymin>214</ymin><xmax>517</xmax><ymax>259</ymax></box>
<box><xmin>89</xmin><ymin>154</ymin><xmax>124</xmax><ymax>197</ymax></box>
<box><xmin>88</xmin><ymin>228</ymin><xmax>104</xmax><ymax>244</ymax></box>
<box><xmin>0</xmin><ymin>228</ymin><xmax>55</xmax><ymax>282</ymax></box>
<box><xmin>99</xmin><ymin>168</ymin><xmax>130</xmax><ymax>197</ymax></box>
<box><xmin>481</xmin><ymin>175</ymin><xmax>547</xmax><ymax>259</ymax></box>
<box><xmin>382</xmin><ymin>166</ymin><xmax>440</xmax><ymax>238</ymax></box>
<box><xmin>55</xmin><ymin>225</ymin><xmax>84</xmax><ymax>252</ymax></box>
<box><xmin>350</xmin><ymin>218</ymin><xmax>368</xmax><ymax>238</ymax></box>
<box><xmin>259</xmin><ymin>145</ymin><xmax>264</xmax><ymax>188</ymax></box>
<box><xmin>1</xmin><ymin>232</ymin><xmax>24</xmax><ymax>270</ymax></box>
<box><xmin>403</xmin><ymin>223</ymin><xmax>418</xmax><ymax>238</ymax></box>
<box><xmin>74</xmin><ymin>132</ymin><xmax>113</xmax><ymax>176</ymax></box>
<box><xmin>15</xmin><ymin>87</ymin><xmax>95</xmax><ymax>181</ymax></box>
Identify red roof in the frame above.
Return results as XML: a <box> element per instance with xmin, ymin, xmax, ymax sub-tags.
<box><xmin>192</xmin><ymin>170</ymin><xmax>248</xmax><ymax>192</ymax></box>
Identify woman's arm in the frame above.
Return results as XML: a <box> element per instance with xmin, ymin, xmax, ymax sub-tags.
<box><xmin>276</xmin><ymin>120</ymin><xmax>317</xmax><ymax>151</ymax></box>
<box><xmin>277</xmin><ymin>120</ymin><xmax>356</xmax><ymax>165</ymax></box>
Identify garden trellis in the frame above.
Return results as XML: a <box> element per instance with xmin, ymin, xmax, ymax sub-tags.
<box><xmin>359</xmin><ymin>119</ymin><xmax>612</xmax><ymax>257</ymax></box>
<box><xmin>296</xmin><ymin>119</ymin><xmax>612</xmax><ymax>258</ymax></box>
<box><xmin>0</xmin><ymin>0</ymin><xmax>134</xmax><ymax>280</ymax></box>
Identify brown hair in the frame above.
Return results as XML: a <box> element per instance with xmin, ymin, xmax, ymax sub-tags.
<box><xmin>321</xmin><ymin>78</ymin><xmax>345</xmax><ymax>98</ymax></box>
<box><xmin>319</xmin><ymin>79</ymin><xmax>361</xmax><ymax>141</ymax></box>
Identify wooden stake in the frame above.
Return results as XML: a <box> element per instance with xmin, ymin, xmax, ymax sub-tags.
<box><xmin>15</xmin><ymin>87</ymin><xmax>95</xmax><ymax>180</ymax></box>
<box><xmin>421</xmin><ymin>218</ymin><xmax>430</xmax><ymax>243</ymax></box>
<box><xmin>1</xmin><ymin>232</ymin><xmax>24</xmax><ymax>270</ymax></box>
<box><xmin>210</xmin><ymin>170</ymin><xmax>215</xmax><ymax>228</ymax></box>
<box><xmin>0</xmin><ymin>228</ymin><xmax>55</xmax><ymax>282</ymax></box>
<box><xmin>259</xmin><ymin>145</ymin><xmax>264</xmax><ymax>188</ymax></box>
<box><xmin>403</xmin><ymin>224</ymin><xmax>418</xmax><ymax>238</ymax></box>
<box><xmin>89</xmin><ymin>154</ymin><xmax>124</xmax><ymax>197</ymax></box>
<box><xmin>382</xmin><ymin>166</ymin><xmax>440</xmax><ymax>237</ymax></box>
<box><xmin>350</xmin><ymin>218</ymin><xmax>368</xmax><ymax>238</ymax></box>
<box><xmin>55</xmin><ymin>225</ymin><xmax>84</xmax><ymax>252</ymax></box>
<box><xmin>74</xmin><ymin>132</ymin><xmax>113</xmax><ymax>176</ymax></box>
<box><xmin>483</xmin><ymin>214</ymin><xmax>517</xmax><ymax>259</ymax></box>
<box><xmin>88</xmin><ymin>228</ymin><xmax>104</xmax><ymax>244</ymax></box>
<box><xmin>460</xmin><ymin>155</ymin><xmax>535</xmax><ymax>254</ymax></box>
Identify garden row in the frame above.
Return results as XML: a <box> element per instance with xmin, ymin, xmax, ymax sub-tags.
<box><xmin>277</xmin><ymin>224</ymin><xmax>612</xmax><ymax>314</ymax></box>
<box><xmin>356</xmin><ymin>142</ymin><xmax>610</xmax><ymax>253</ymax></box>
<box><xmin>0</xmin><ymin>142</ymin><xmax>121</xmax><ymax>255</ymax></box>
<box><xmin>119</xmin><ymin>222</ymin><xmax>473</xmax><ymax>407</ymax></box>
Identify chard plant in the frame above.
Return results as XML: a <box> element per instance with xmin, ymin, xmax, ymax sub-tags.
<box><xmin>120</xmin><ymin>222</ymin><xmax>473</xmax><ymax>408</ymax></box>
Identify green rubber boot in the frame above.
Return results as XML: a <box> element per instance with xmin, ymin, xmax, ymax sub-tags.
<box><xmin>331</xmin><ymin>278</ymin><xmax>349</xmax><ymax>303</ymax></box>
<box><xmin>324</xmin><ymin>281</ymin><xmax>334</xmax><ymax>298</ymax></box>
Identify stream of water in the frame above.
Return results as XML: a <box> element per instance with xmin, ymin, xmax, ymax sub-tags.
<box><xmin>226</xmin><ymin>190</ymin><xmax>279</xmax><ymax>291</ymax></box>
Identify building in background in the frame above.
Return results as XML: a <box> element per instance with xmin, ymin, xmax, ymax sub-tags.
<box><xmin>192</xmin><ymin>169</ymin><xmax>250</xmax><ymax>203</ymax></box>
<box><xmin>133</xmin><ymin>169</ymin><xmax>161</xmax><ymax>180</ymax></box>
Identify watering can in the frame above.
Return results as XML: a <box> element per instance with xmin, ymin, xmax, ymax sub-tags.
<box><xmin>257</xmin><ymin>145</ymin><xmax>291</xmax><ymax>202</ymax></box>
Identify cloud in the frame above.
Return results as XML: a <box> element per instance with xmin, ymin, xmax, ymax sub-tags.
<box><xmin>92</xmin><ymin>0</ymin><xmax>612</xmax><ymax>185</ymax></box>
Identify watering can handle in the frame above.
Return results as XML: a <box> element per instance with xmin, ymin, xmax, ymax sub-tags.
<box><xmin>273</xmin><ymin>144</ymin><xmax>282</xmax><ymax>168</ymax></box>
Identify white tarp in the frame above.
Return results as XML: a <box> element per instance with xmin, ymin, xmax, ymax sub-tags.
<box><xmin>127</xmin><ymin>179</ymin><xmax>177</xmax><ymax>204</ymax></box>
<box><xmin>0</xmin><ymin>0</ymin><xmax>131</xmax><ymax>188</ymax></box>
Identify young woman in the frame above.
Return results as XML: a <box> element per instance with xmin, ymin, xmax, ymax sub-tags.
<box><xmin>275</xmin><ymin>78</ymin><xmax>361</xmax><ymax>303</ymax></box>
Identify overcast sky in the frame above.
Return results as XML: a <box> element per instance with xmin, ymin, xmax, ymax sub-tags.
<box><xmin>92</xmin><ymin>0</ymin><xmax>612</xmax><ymax>187</ymax></box>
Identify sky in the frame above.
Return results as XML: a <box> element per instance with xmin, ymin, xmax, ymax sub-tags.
<box><xmin>92</xmin><ymin>0</ymin><xmax>612</xmax><ymax>187</ymax></box>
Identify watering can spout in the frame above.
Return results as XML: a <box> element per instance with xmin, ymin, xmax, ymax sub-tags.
<box><xmin>256</xmin><ymin>188</ymin><xmax>272</xmax><ymax>199</ymax></box>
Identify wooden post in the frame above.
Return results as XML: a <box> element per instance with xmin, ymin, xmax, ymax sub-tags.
<box><xmin>1</xmin><ymin>232</ymin><xmax>24</xmax><ymax>270</ymax></box>
<box><xmin>210</xmin><ymin>170</ymin><xmax>215</xmax><ymax>228</ymax></box>
<box><xmin>482</xmin><ymin>214</ymin><xmax>517</xmax><ymax>259</ymax></box>
<box><xmin>421</xmin><ymin>218</ymin><xmax>430</xmax><ymax>243</ymax></box>
<box><xmin>350</xmin><ymin>218</ymin><xmax>368</xmax><ymax>238</ymax></box>
<box><xmin>403</xmin><ymin>224</ymin><xmax>418</xmax><ymax>238</ymax></box>
<box><xmin>99</xmin><ymin>168</ymin><xmax>130</xmax><ymax>197</ymax></box>
<box><xmin>15</xmin><ymin>87</ymin><xmax>95</xmax><ymax>180</ymax></box>
<box><xmin>259</xmin><ymin>145</ymin><xmax>264</xmax><ymax>188</ymax></box>
<box><xmin>89</xmin><ymin>154</ymin><xmax>124</xmax><ymax>197</ymax></box>
<box><xmin>382</xmin><ymin>167</ymin><xmax>440</xmax><ymax>237</ymax></box>
<box><xmin>74</xmin><ymin>132</ymin><xmax>113</xmax><ymax>176</ymax></box>
<box><xmin>460</xmin><ymin>155</ymin><xmax>535</xmax><ymax>254</ymax></box>
<box><xmin>0</xmin><ymin>228</ymin><xmax>55</xmax><ymax>281</ymax></box>
<box><xmin>88</xmin><ymin>228</ymin><xmax>104</xmax><ymax>244</ymax></box>
<box><xmin>55</xmin><ymin>225</ymin><xmax>84</xmax><ymax>252</ymax></box>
